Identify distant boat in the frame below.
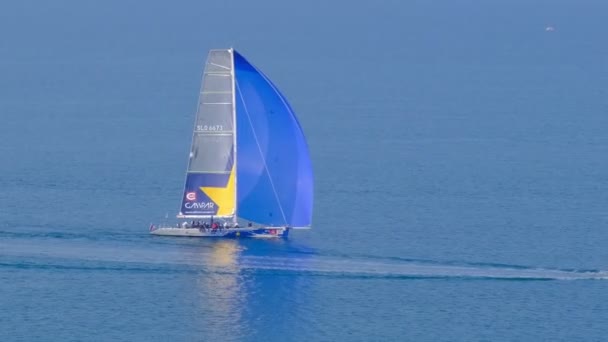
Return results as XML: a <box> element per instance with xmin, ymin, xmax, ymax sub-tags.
<box><xmin>545</xmin><ymin>26</ymin><xmax>555</xmax><ymax>32</ymax></box>
<box><xmin>150</xmin><ymin>49</ymin><xmax>313</xmax><ymax>238</ymax></box>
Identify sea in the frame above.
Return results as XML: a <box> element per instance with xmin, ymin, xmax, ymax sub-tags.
<box><xmin>1</xmin><ymin>1</ymin><xmax>608</xmax><ymax>341</ymax></box>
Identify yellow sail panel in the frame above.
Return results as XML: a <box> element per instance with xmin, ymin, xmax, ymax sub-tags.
<box><xmin>200</xmin><ymin>167</ymin><xmax>236</xmax><ymax>216</ymax></box>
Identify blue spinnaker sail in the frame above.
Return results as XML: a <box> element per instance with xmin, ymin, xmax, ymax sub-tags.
<box><xmin>234</xmin><ymin>51</ymin><xmax>313</xmax><ymax>227</ymax></box>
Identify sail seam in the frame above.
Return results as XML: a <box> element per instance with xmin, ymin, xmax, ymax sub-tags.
<box><xmin>208</xmin><ymin>62</ymin><xmax>230</xmax><ymax>70</ymax></box>
<box><xmin>249</xmin><ymin>64</ymin><xmax>303</xmax><ymax>132</ymax></box>
<box><xmin>235</xmin><ymin>79</ymin><xmax>288</xmax><ymax>225</ymax></box>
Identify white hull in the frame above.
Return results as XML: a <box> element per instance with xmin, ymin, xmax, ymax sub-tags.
<box><xmin>150</xmin><ymin>226</ymin><xmax>288</xmax><ymax>238</ymax></box>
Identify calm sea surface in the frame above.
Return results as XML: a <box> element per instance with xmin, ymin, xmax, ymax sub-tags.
<box><xmin>2</xmin><ymin>1</ymin><xmax>608</xmax><ymax>341</ymax></box>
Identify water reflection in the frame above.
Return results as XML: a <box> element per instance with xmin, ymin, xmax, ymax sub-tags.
<box><xmin>194</xmin><ymin>240</ymin><xmax>246</xmax><ymax>340</ymax></box>
<box><xmin>206</xmin><ymin>240</ymin><xmax>242</xmax><ymax>269</ymax></box>
<box><xmin>190</xmin><ymin>239</ymin><xmax>313</xmax><ymax>341</ymax></box>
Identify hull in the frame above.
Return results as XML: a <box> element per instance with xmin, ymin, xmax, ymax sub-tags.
<box><xmin>150</xmin><ymin>226</ymin><xmax>289</xmax><ymax>238</ymax></box>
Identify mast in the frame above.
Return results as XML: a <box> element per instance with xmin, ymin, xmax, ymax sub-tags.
<box><xmin>230</xmin><ymin>48</ymin><xmax>238</xmax><ymax>224</ymax></box>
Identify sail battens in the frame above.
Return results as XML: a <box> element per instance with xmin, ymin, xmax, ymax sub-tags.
<box><xmin>208</xmin><ymin>62</ymin><xmax>230</xmax><ymax>70</ymax></box>
<box><xmin>201</xmin><ymin>102</ymin><xmax>232</xmax><ymax>105</ymax></box>
<box><xmin>201</xmin><ymin>91</ymin><xmax>232</xmax><ymax>94</ymax></box>
<box><xmin>187</xmin><ymin>171</ymin><xmax>231</xmax><ymax>174</ymax></box>
<box><xmin>194</xmin><ymin>131</ymin><xmax>233</xmax><ymax>135</ymax></box>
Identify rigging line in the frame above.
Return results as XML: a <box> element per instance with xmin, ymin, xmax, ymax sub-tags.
<box><xmin>248</xmin><ymin>63</ymin><xmax>307</xmax><ymax>137</ymax></box>
<box><xmin>178</xmin><ymin>53</ymin><xmax>211</xmax><ymax>216</ymax></box>
<box><xmin>250</xmin><ymin>62</ymin><xmax>313</xmax><ymax>227</ymax></box>
<box><xmin>235</xmin><ymin>79</ymin><xmax>288</xmax><ymax>225</ymax></box>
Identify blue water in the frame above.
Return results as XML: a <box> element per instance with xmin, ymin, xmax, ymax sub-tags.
<box><xmin>2</xmin><ymin>1</ymin><xmax>608</xmax><ymax>341</ymax></box>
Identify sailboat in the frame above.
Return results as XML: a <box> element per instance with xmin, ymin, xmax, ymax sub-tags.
<box><xmin>150</xmin><ymin>49</ymin><xmax>313</xmax><ymax>238</ymax></box>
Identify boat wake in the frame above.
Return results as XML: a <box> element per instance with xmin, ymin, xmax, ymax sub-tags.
<box><xmin>1</xmin><ymin>237</ymin><xmax>606</xmax><ymax>281</ymax></box>
<box><xmin>237</xmin><ymin>256</ymin><xmax>608</xmax><ymax>281</ymax></box>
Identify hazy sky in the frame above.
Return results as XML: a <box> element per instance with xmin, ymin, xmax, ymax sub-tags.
<box><xmin>1</xmin><ymin>0</ymin><xmax>606</xmax><ymax>65</ymax></box>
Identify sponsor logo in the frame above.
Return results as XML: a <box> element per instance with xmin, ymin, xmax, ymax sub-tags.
<box><xmin>184</xmin><ymin>202</ymin><xmax>215</xmax><ymax>210</ymax></box>
<box><xmin>185</xmin><ymin>192</ymin><xmax>197</xmax><ymax>201</ymax></box>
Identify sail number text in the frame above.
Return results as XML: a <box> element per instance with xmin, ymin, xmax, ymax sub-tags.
<box><xmin>197</xmin><ymin>125</ymin><xmax>224</xmax><ymax>132</ymax></box>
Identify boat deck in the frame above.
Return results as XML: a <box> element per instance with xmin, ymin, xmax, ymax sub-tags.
<box><xmin>150</xmin><ymin>226</ymin><xmax>289</xmax><ymax>238</ymax></box>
